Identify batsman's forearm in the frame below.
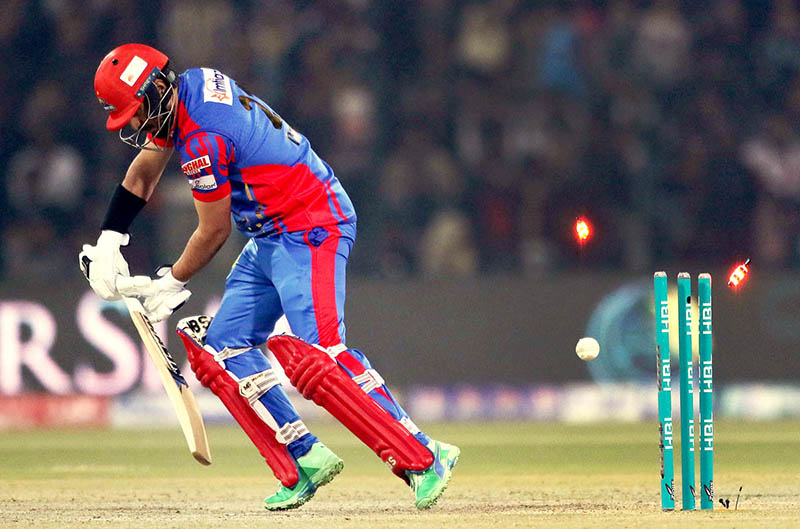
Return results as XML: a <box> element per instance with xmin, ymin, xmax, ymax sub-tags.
<box><xmin>122</xmin><ymin>148</ymin><xmax>173</xmax><ymax>200</ymax></box>
<box><xmin>120</xmin><ymin>175</ymin><xmax>155</xmax><ymax>201</ymax></box>
<box><xmin>172</xmin><ymin>227</ymin><xmax>230</xmax><ymax>282</ymax></box>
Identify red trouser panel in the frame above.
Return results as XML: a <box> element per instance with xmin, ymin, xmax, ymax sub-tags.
<box><xmin>177</xmin><ymin>329</ymin><xmax>299</xmax><ymax>487</ymax></box>
<box><xmin>267</xmin><ymin>335</ymin><xmax>433</xmax><ymax>480</ymax></box>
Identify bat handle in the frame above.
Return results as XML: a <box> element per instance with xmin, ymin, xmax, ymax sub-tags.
<box><xmin>121</xmin><ymin>296</ymin><xmax>146</xmax><ymax>314</ymax></box>
<box><xmin>116</xmin><ymin>275</ymin><xmax>147</xmax><ymax>313</ymax></box>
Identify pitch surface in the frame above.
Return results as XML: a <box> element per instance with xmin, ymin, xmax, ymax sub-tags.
<box><xmin>1</xmin><ymin>421</ymin><xmax>797</xmax><ymax>528</ymax></box>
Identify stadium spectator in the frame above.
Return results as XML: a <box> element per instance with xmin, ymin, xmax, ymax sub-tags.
<box><xmin>1</xmin><ymin>0</ymin><xmax>798</xmax><ymax>279</ymax></box>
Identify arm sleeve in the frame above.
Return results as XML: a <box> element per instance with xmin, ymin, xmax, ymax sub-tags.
<box><xmin>178</xmin><ymin>131</ymin><xmax>233</xmax><ymax>202</ymax></box>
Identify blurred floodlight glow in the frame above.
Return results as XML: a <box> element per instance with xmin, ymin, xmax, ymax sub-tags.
<box><xmin>575</xmin><ymin>218</ymin><xmax>591</xmax><ymax>243</ymax></box>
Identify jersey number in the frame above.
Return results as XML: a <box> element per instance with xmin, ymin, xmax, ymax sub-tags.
<box><xmin>238</xmin><ymin>95</ymin><xmax>302</xmax><ymax>146</ymax></box>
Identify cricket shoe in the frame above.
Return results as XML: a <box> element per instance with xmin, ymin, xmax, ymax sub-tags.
<box><xmin>406</xmin><ymin>440</ymin><xmax>460</xmax><ymax>510</ymax></box>
<box><xmin>263</xmin><ymin>471</ymin><xmax>315</xmax><ymax>511</ymax></box>
<box><xmin>264</xmin><ymin>443</ymin><xmax>343</xmax><ymax>511</ymax></box>
<box><xmin>297</xmin><ymin>442</ymin><xmax>344</xmax><ymax>488</ymax></box>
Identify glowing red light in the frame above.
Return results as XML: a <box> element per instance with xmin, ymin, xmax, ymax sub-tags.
<box><xmin>575</xmin><ymin>218</ymin><xmax>591</xmax><ymax>242</ymax></box>
<box><xmin>727</xmin><ymin>258</ymin><xmax>751</xmax><ymax>288</ymax></box>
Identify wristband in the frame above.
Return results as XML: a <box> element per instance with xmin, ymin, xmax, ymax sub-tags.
<box><xmin>101</xmin><ymin>184</ymin><xmax>147</xmax><ymax>233</ymax></box>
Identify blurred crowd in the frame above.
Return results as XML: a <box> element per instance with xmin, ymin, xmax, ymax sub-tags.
<box><xmin>2</xmin><ymin>0</ymin><xmax>800</xmax><ymax>283</ymax></box>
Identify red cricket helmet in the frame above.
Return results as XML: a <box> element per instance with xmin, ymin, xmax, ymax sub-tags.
<box><xmin>94</xmin><ymin>44</ymin><xmax>170</xmax><ymax>131</ymax></box>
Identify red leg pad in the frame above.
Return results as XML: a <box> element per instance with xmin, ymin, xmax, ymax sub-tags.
<box><xmin>177</xmin><ymin>328</ymin><xmax>299</xmax><ymax>487</ymax></box>
<box><xmin>267</xmin><ymin>334</ymin><xmax>433</xmax><ymax>479</ymax></box>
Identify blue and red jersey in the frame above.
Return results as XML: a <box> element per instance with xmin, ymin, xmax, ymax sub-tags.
<box><xmin>162</xmin><ymin>68</ymin><xmax>356</xmax><ymax>237</ymax></box>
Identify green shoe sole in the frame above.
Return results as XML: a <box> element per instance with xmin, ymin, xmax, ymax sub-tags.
<box><xmin>264</xmin><ymin>477</ymin><xmax>316</xmax><ymax>511</ymax></box>
<box><xmin>309</xmin><ymin>458</ymin><xmax>344</xmax><ymax>488</ymax></box>
<box><xmin>415</xmin><ymin>444</ymin><xmax>461</xmax><ymax>510</ymax></box>
<box><xmin>264</xmin><ymin>444</ymin><xmax>344</xmax><ymax>511</ymax></box>
<box><xmin>264</xmin><ymin>492</ymin><xmax>314</xmax><ymax>511</ymax></box>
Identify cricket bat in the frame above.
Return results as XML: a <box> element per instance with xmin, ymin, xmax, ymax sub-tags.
<box><xmin>122</xmin><ymin>296</ymin><xmax>212</xmax><ymax>465</ymax></box>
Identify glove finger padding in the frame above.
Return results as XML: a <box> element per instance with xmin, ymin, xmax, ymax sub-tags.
<box><xmin>116</xmin><ymin>266</ymin><xmax>190</xmax><ymax>322</ymax></box>
<box><xmin>116</xmin><ymin>275</ymin><xmax>156</xmax><ymax>297</ymax></box>
<box><xmin>143</xmin><ymin>288</ymin><xmax>192</xmax><ymax>322</ymax></box>
<box><xmin>78</xmin><ymin>231</ymin><xmax>131</xmax><ymax>301</ymax></box>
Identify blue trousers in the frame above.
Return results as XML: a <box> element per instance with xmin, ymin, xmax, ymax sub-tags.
<box><xmin>204</xmin><ymin>223</ymin><xmax>430</xmax><ymax>459</ymax></box>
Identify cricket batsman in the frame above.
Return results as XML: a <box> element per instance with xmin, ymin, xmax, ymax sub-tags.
<box><xmin>78</xmin><ymin>43</ymin><xmax>459</xmax><ymax>510</ymax></box>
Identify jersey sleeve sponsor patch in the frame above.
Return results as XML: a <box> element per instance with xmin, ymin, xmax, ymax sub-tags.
<box><xmin>201</xmin><ymin>68</ymin><xmax>233</xmax><ymax>106</ymax></box>
<box><xmin>181</xmin><ymin>155</ymin><xmax>211</xmax><ymax>176</ymax></box>
<box><xmin>179</xmin><ymin>131</ymin><xmax>232</xmax><ymax>202</ymax></box>
<box><xmin>188</xmin><ymin>173</ymin><xmax>218</xmax><ymax>191</ymax></box>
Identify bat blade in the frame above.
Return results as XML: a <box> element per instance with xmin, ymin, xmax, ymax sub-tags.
<box><xmin>124</xmin><ymin>299</ymin><xmax>211</xmax><ymax>465</ymax></box>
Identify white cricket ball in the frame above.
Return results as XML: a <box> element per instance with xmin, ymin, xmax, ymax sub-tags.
<box><xmin>575</xmin><ymin>337</ymin><xmax>600</xmax><ymax>361</ymax></box>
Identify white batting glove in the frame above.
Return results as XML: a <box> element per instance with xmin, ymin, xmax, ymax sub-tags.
<box><xmin>117</xmin><ymin>266</ymin><xmax>192</xmax><ymax>322</ymax></box>
<box><xmin>79</xmin><ymin>230</ymin><xmax>131</xmax><ymax>301</ymax></box>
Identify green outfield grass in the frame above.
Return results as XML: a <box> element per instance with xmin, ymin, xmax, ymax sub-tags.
<box><xmin>1</xmin><ymin>421</ymin><xmax>798</xmax><ymax>528</ymax></box>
